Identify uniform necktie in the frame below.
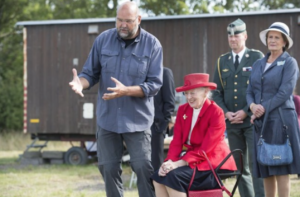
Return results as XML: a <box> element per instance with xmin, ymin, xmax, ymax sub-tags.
<box><xmin>234</xmin><ymin>55</ymin><xmax>239</xmax><ymax>69</ymax></box>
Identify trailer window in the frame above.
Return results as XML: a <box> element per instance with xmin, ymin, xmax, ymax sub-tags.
<box><xmin>83</xmin><ymin>103</ymin><xmax>94</xmax><ymax>119</ymax></box>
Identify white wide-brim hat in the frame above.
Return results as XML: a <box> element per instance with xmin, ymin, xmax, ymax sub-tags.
<box><xmin>259</xmin><ymin>22</ymin><xmax>293</xmax><ymax>49</ymax></box>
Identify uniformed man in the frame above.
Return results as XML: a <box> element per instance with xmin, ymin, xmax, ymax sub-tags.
<box><xmin>212</xmin><ymin>18</ymin><xmax>265</xmax><ymax>197</ymax></box>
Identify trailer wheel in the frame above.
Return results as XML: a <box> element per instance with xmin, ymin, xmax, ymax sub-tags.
<box><xmin>64</xmin><ymin>147</ymin><xmax>88</xmax><ymax>165</ymax></box>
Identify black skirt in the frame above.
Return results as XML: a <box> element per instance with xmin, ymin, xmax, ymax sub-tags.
<box><xmin>151</xmin><ymin>166</ymin><xmax>231</xmax><ymax>193</ymax></box>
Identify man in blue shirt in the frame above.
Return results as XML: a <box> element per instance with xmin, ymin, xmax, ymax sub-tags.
<box><xmin>69</xmin><ymin>2</ymin><xmax>163</xmax><ymax>197</ymax></box>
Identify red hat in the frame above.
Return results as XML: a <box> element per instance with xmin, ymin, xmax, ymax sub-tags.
<box><xmin>176</xmin><ymin>73</ymin><xmax>217</xmax><ymax>92</ymax></box>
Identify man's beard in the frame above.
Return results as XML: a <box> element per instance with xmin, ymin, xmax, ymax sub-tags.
<box><xmin>117</xmin><ymin>24</ymin><xmax>139</xmax><ymax>39</ymax></box>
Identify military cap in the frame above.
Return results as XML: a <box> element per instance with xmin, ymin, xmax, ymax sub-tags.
<box><xmin>227</xmin><ymin>18</ymin><xmax>246</xmax><ymax>35</ymax></box>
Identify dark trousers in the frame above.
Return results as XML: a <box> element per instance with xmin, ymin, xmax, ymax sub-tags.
<box><xmin>151</xmin><ymin>128</ymin><xmax>166</xmax><ymax>171</ymax></box>
<box><xmin>227</xmin><ymin>126</ymin><xmax>265</xmax><ymax>197</ymax></box>
<box><xmin>96</xmin><ymin>126</ymin><xmax>155</xmax><ymax>197</ymax></box>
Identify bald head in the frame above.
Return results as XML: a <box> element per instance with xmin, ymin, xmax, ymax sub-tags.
<box><xmin>115</xmin><ymin>1</ymin><xmax>141</xmax><ymax>39</ymax></box>
<box><xmin>117</xmin><ymin>1</ymin><xmax>140</xmax><ymax>16</ymax></box>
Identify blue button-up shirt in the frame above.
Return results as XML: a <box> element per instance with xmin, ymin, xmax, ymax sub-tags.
<box><xmin>79</xmin><ymin>27</ymin><xmax>163</xmax><ymax>133</ymax></box>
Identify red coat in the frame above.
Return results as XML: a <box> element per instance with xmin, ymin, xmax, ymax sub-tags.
<box><xmin>166</xmin><ymin>99</ymin><xmax>237</xmax><ymax>171</ymax></box>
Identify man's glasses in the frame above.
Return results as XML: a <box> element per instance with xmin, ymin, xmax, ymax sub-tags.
<box><xmin>116</xmin><ymin>16</ymin><xmax>138</xmax><ymax>24</ymax></box>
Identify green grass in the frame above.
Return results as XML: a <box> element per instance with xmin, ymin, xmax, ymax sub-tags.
<box><xmin>0</xmin><ymin>151</ymin><xmax>138</xmax><ymax>197</ymax></box>
<box><xmin>0</xmin><ymin>131</ymin><xmax>32</xmax><ymax>151</ymax></box>
<box><xmin>0</xmin><ymin>132</ymin><xmax>138</xmax><ymax>197</ymax></box>
<box><xmin>1</xmin><ymin>132</ymin><xmax>300</xmax><ymax>197</ymax></box>
<box><xmin>0</xmin><ymin>131</ymin><xmax>77</xmax><ymax>151</ymax></box>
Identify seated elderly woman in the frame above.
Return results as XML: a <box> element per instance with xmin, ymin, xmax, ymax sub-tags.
<box><xmin>151</xmin><ymin>73</ymin><xmax>237</xmax><ymax>197</ymax></box>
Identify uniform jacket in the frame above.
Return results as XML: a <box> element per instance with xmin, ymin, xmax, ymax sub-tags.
<box><xmin>165</xmin><ymin>99</ymin><xmax>236</xmax><ymax>171</ymax></box>
<box><xmin>213</xmin><ymin>48</ymin><xmax>263</xmax><ymax>129</ymax></box>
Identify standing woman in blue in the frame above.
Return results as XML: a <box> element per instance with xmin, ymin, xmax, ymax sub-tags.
<box><xmin>246</xmin><ymin>22</ymin><xmax>300</xmax><ymax>197</ymax></box>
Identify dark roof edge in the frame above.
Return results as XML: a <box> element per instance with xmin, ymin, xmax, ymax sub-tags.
<box><xmin>16</xmin><ymin>8</ymin><xmax>300</xmax><ymax>26</ymax></box>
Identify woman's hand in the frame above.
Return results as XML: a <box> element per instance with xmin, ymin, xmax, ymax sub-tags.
<box><xmin>250</xmin><ymin>103</ymin><xmax>265</xmax><ymax>118</ymax></box>
<box><xmin>250</xmin><ymin>114</ymin><xmax>256</xmax><ymax>124</ymax></box>
<box><xmin>158</xmin><ymin>160</ymin><xmax>187</xmax><ymax>176</ymax></box>
<box><xmin>159</xmin><ymin>160</ymin><xmax>175</xmax><ymax>176</ymax></box>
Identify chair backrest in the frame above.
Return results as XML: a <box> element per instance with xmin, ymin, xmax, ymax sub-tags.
<box><xmin>215</xmin><ymin>149</ymin><xmax>244</xmax><ymax>196</ymax></box>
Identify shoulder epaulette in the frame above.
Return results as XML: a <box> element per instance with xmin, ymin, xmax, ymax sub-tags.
<box><xmin>217</xmin><ymin>52</ymin><xmax>231</xmax><ymax>89</ymax></box>
<box><xmin>217</xmin><ymin>53</ymin><xmax>230</xmax><ymax>89</ymax></box>
<box><xmin>249</xmin><ymin>49</ymin><xmax>264</xmax><ymax>57</ymax></box>
<box><xmin>250</xmin><ymin>49</ymin><xmax>263</xmax><ymax>54</ymax></box>
<box><xmin>219</xmin><ymin>52</ymin><xmax>230</xmax><ymax>59</ymax></box>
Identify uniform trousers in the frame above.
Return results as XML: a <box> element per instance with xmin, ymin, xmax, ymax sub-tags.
<box><xmin>96</xmin><ymin>126</ymin><xmax>155</xmax><ymax>197</ymax></box>
<box><xmin>227</xmin><ymin>126</ymin><xmax>265</xmax><ymax>197</ymax></box>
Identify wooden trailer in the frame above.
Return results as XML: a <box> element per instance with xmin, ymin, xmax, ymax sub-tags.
<box><xmin>16</xmin><ymin>9</ymin><xmax>300</xmax><ymax>164</ymax></box>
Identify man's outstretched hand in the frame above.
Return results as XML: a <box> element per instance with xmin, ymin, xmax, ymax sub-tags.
<box><xmin>102</xmin><ymin>77</ymin><xmax>128</xmax><ymax>100</ymax></box>
<box><xmin>69</xmin><ymin>69</ymin><xmax>84</xmax><ymax>97</ymax></box>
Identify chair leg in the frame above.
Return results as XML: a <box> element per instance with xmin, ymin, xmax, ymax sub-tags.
<box><xmin>129</xmin><ymin>171</ymin><xmax>137</xmax><ymax>189</ymax></box>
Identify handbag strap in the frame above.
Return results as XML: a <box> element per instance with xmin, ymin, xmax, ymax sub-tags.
<box><xmin>188</xmin><ymin>151</ymin><xmax>232</xmax><ymax>196</ymax></box>
<box><xmin>260</xmin><ymin>102</ymin><xmax>289</xmax><ymax>138</ymax></box>
<box><xmin>259</xmin><ymin>102</ymin><xmax>270</xmax><ymax>137</ymax></box>
<box><xmin>278</xmin><ymin>107</ymin><xmax>289</xmax><ymax>137</ymax></box>
<box><xmin>188</xmin><ymin>167</ymin><xmax>197</xmax><ymax>191</ymax></box>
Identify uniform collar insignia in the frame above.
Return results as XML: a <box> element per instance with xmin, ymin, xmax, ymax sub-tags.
<box><xmin>245</xmin><ymin>54</ymin><xmax>249</xmax><ymax>58</ymax></box>
<box><xmin>228</xmin><ymin>56</ymin><xmax>231</xmax><ymax>60</ymax></box>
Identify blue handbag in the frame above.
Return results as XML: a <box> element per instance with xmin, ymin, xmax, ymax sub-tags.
<box><xmin>257</xmin><ymin>106</ymin><xmax>293</xmax><ymax>166</ymax></box>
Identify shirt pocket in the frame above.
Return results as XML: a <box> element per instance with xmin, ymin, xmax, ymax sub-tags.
<box><xmin>129</xmin><ymin>53</ymin><xmax>149</xmax><ymax>78</ymax></box>
<box><xmin>221</xmin><ymin>71</ymin><xmax>231</xmax><ymax>88</ymax></box>
<box><xmin>242</xmin><ymin>70</ymin><xmax>251</xmax><ymax>85</ymax></box>
<box><xmin>101</xmin><ymin>50</ymin><xmax>119</xmax><ymax>73</ymax></box>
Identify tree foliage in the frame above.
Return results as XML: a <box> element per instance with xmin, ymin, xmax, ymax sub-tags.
<box><xmin>49</xmin><ymin>0</ymin><xmax>118</xmax><ymax>19</ymax></box>
<box><xmin>22</xmin><ymin>0</ymin><xmax>119</xmax><ymax>20</ymax></box>
<box><xmin>257</xmin><ymin>0</ymin><xmax>299</xmax><ymax>9</ymax></box>
<box><xmin>0</xmin><ymin>0</ymin><xmax>27</xmax><ymax>39</ymax></box>
<box><xmin>140</xmin><ymin>0</ymin><xmax>189</xmax><ymax>16</ymax></box>
<box><xmin>0</xmin><ymin>33</ymin><xmax>23</xmax><ymax>131</ymax></box>
<box><xmin>0</xmin><ymin>0</ymin><xmax>27</xmax><ymax>132</ymax></box>
<box><xmin>198</xmin><ymin>0</ymin><xmax>300</xmax><ymax>13</ymax></box>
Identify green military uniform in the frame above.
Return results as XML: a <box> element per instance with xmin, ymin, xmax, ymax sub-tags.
<box><xmin>212</xmin><ymin>19</ymin><xmax>265</xmax><ymax>197</ymax></box>
<box><xmin>213</xmin><ymin>49</ymin><xmax>263</xmax><ymax>129</ymax></box>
